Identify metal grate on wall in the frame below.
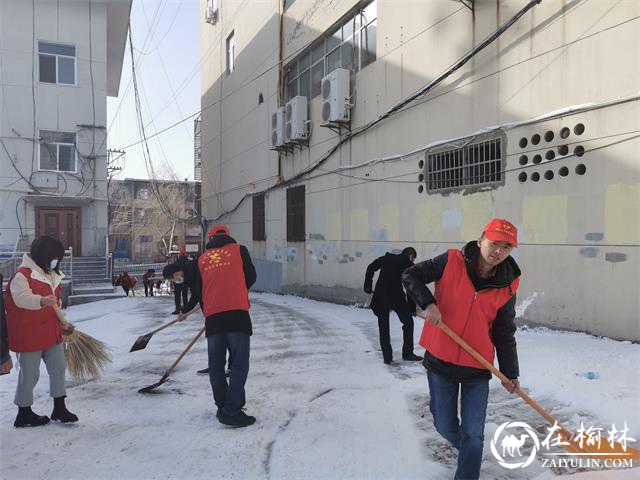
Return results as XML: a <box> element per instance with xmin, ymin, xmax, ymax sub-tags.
<box><xmin>425</xmin><ymin>137</ymin><xmax>503</xmax><ymax>193</ymax></box>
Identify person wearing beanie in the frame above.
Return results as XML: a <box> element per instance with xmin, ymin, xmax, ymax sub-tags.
<box><xmin>364</xmin><ymin>246</ymin><xmax>422</xmax><ymax>365</ymax></box>
<box><xmin>402</xmin><ymin>218</ymin><xmax>521</xmax><ymax>480</ymax></box>
<box><xmin>4</xmin><ymin>236</ymin><xmax>78</xmax><ymax>427</ymax></box>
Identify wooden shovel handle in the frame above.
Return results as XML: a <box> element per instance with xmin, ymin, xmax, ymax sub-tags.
<box><xmin>163</xmin><ymin>326</ymin><xmax>206</xmax><ymax>378</ymax></box>
<box><xmin>149</xmin><ymin>308</ymin><xmax>199</xmax><ymax>336</ymax></box>
<box><xmin>420</xmin><ymin>315</ymin><xmax>571</xmax><ymax>435</ymax></box>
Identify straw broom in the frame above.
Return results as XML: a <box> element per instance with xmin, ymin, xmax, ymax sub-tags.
<box><xmin>53</xmin><ymin>305</ymin><xmax>111</xmax><ymax>381</ymax></box>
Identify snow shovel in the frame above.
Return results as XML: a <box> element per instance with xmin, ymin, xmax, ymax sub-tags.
<box><xmin>138</xmin><ymin>325</ymin><xmax>206</xmax><ymax>394</ymax></box>
<box><xmin>129</xmin><ymin>308</ymin><xmax>199</xmax><ymax>352</ymax></box>
<box><xmin>427</xmin><ymin>318</ymin><xmax>640</xmax><ymax>460</ymax></box>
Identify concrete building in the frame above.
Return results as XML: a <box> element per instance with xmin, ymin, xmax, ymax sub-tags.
<box><xmin>108</xmin><ymin>178</ymin><xmax>201</xmax><ymax>263</ymax></box>
<box><xmin>199</xmin><ymin>0</ymin><xmax>640</xmax><ymax>340</ymax></box>
<box><xmin>0</xmin><ymin>0</ymin><xmax>132</xmax><ymax>257</ymax></box>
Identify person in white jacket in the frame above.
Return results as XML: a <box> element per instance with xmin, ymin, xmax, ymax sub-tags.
<box><xmin>4</xmin><ymin>236</ymin><xmax>77</xmax><ymax>427</ymax></box>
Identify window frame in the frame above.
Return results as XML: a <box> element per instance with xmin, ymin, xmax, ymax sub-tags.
<box><xmin>252</xmin><ymin>193</ymin><xmax>266</xmax><ymax>241</ymax></box>
<box><xmin>38</xmin><ymin>129</ymin><xmax>77</xmax><ymax>173</ymax></box>
<box><xmin>284</xmin><ymin>0</ymin><xmax>376</xmax><ymax>102</ymax></box>
<box><xmin>38</xmin><ymin>41</ymin><xmax>77</xmax><ymax>86</ymax></box>
<box><xmin>286</xmin><ymin>185</ymin><xmax>306</xmax><ymax>242</ymax></box>
<box><xmin>424</xmin><ymin>133</ymin><xmax>506</xmax><ymax>194</ymax></box>
<box><xmin>226</xmin><ymin>31</ymin><xmax>236</xmax><ymax>75</ymax></box>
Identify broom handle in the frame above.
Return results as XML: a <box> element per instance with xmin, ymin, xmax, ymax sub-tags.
<box><xmin>52</xmin><ymin>304</ymin><xmax>72</xmax><ymax>328</ymax></box>
<box><xmin>421</xmin><ymin>315</ymin><xmax>571</xmax><ymax>435</ymax></box>
<box><xmin>149</xmin><ymin>308</ymin><xmax>199</xmax><ymax>336</ymax></box>
<box><xmin>163</xmin><ymin>326</ymin><xmax>206</xmax><ymax>377</ymax></box>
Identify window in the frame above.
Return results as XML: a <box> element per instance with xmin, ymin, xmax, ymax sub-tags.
<box><xmin>136</xmin><ymin>187</ymin><xmax>150</xmax><ymax>200</ymax></box>
<box><xmin>39</xmin><ymin>130</ymin><xmax>76</xmax><ymax>172</ymax></box>
<box><xmin>252</xmin><ymin>194</ymin><xmax>266</xmax><ymax>241</ymax></box>
<box><xmin>284</xmin><ymin>1</ymin><xmax>376</xmax><ymax>101</ymax></box>
<box><xmin>425</xmin><ymin>136</ymin><xmax>504</xmax><ymax>193</ymax></box>
<box><xmin>38</xmin><ymin>42</ymin><xmax>76</xmax><ymax>85</ymax></box>
<box><xmin>226</xmin><ymin>31</ymin><xmax>235</xmax><ymax>74</ymax></box>
<box><xmin>286</xmin><ymin>186</ymin><xmax>305</xmax><ymax>242</ymax></box>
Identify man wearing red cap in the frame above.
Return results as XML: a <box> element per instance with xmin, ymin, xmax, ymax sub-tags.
<box><xmin>197</xmin><ymin>224</ymin><xmax>257</xmax><ymax>427</ymax></box>
<box><xmin>402</xmin><ymin>218</ymin><xmax>521</xmax><ymax>480</ymax></box>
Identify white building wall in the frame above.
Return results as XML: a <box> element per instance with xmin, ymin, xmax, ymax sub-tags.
<box><xmin>0</xmin><ymin>0</ymin><xmax>127</xmax><ymax>256</ymax></box>
<box><xmin>200</xmin><ymin>0</ymin><xmax>640</xmax><ymax>340</ymax></box>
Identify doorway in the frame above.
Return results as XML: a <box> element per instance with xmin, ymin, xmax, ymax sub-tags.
<box><xmin>36</xmin><ymin>207</ymin><xmax>81</xmax><ymax>255</ymax></box>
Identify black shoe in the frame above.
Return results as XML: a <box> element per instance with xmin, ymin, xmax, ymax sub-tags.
<box><xmin>384</xmin><ymin>359</ymin><xmax>392</xmax><ymax>365</ymax></box>
<box><xmin>51</xmin><ymin>396</ymin><xmax>78</xmax><ymax>423</ymax></box>
<box><xmin>402</xmin><ymin>353</ymin><xmax>423</xmax><ymax>361</ymax></box>
<box><xmin>171</xmin><ymin>310</ymin><xmax>180</xmax><ymax>315</ymax></box>
<box><xmin>218</xmin><ymin>411</ymin><xmax>256</xmax><ymax>428</ymax></box>
<box><xmin>197</xmin><ymin>368</ymin><xmax>209</xmax><ymax>375</ymax></box>
<box><xmin>14</xmin><ymin>407</ymin><xmax>50</xmax><ymax>428</ymax></box>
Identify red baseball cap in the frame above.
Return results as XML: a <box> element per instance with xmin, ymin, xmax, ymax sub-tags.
<box><xmin>483</xmin><ymin>218</ymin><xmax>518</xmax><ymax>247</ymax></box>
<box><xmin>208</xmin><ymin>225</ymin><xmax>230</xmax><ymax>237</ymax></box>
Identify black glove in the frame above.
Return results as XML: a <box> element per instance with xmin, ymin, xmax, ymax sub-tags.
<box><xmin>364</xmin><ymin>287</ymin><xmax>372</xmax><ymax>294</ymax></box>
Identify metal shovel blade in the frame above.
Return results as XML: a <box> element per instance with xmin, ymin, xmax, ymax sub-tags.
<box><xmin>138</xmin><ymin>373</ymin><xmax>169</xmax><ymax>394</ymax></box>
<box><xmin>130</xmin><ymin>333</ymin><xmax>153</xmax><ymax>352</ymax></box>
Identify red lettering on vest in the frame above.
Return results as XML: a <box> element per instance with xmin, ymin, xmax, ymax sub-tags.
<box><xmin>198</xmin><ymin>243</ymin><xmax>250</xmax><ymax>316</ymax></box>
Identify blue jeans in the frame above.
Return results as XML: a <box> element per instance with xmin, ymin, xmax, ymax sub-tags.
<box><xmin>207</xmin><ymin>332</ymin><xmax>250</xmax><ymax>416</ymax></box>
<box><xmin>427</xmin><ymin>370</ymin><xmax>489</xmax><ymax>480</ymax></box>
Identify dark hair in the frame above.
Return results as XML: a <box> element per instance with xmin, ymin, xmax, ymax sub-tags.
<box><xmin>402</xmin><ymin>247</ymin><xmax>417</xmax><ymax>258</ymax></box>
<box><xmin>147</xmin><ymin>269</ymin><xmax>155</xmax><ymax>273</ymax></box>
<box><xmin>162</xmin><ymin>263</ymin><xmax>181</xmax><ymax>279</ymax></box>
<box><xmin>29</xmin><ymin>236</ymin><xmax>65</xmax><ymax>274</ymax></box>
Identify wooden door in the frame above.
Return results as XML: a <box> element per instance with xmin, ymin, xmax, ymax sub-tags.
<box><xmin>36</xmin><ymin>208</ymin><xmax>81</xmax><ymax>254</ymax></box>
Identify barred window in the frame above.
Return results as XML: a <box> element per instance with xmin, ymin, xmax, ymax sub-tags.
<box><xmin>286</xmin><ymin>186</ymin><xmax>305</xmax><ymax>242</ymax></box>
<box><xmin>425</xmin><ymin>137</ymin><xmax>503</xmax><ymax>193</ymax></box>
<box><xmin>253</xmin><ymin>194</ymin><xmax>266</xmax><ymax>241</ymax></box>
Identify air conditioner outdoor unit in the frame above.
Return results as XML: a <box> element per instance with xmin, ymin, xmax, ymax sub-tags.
<box><xmin>285</xmin><ymin>96</ymin><xmax>308</xmax><ymax>142</ymax></box>
<box><xmin>271</xmin><ymin>106</ymin><xmax>286</xmax><ymax>148</ymax></box>
<box><xmin>321</xmin><ymin>68</ymin><xmax>351</xmax><ymax>125</ymax></box>
<box><xmin>205</xmin><ymin>0</ymin><xmax>218</xmax><ymax>24</ymax></box>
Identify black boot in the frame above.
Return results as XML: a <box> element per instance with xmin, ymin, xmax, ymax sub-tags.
<box><xmin>51</xmin><ymin>396</ymin><xmax>78</xmax><ymax>423</ymax></box>
<box><xmin>14</xmin><ymin>406</ymin><xmax>50</xmax><ymax>428</ymax></box>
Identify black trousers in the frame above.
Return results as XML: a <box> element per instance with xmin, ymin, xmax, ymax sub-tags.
<box><xmin>174</xmin><ymin>283</ymin><xmax>189</xmax><ymax>310</ymax></box>
<box><xmin>143</xmin><ymin>281</ymin><xmax>154</xmax><ymax>296</ymax></box>
<box><xmin>375</xmin><ymin>307</ymin><xmax>414</xmax><ymax>363</ymax></box>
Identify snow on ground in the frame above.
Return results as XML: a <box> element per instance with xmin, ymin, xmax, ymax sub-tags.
<box><xmin>0</xmin><ymin>293</ymin><xmax>638</xmax><ymax>480</ymax></box>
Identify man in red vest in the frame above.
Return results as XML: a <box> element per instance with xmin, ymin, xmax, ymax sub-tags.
<box><xmin>198</xmin><ymin>225</ymin><xmax>257</xmax><ymax>427</ymax></box>
<box><xmin>402</xmin><ymin>218</ymin><xmax>521</xmax><ymax>480</ymax></box>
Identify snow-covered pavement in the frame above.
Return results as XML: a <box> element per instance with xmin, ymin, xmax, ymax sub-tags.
<box><xmin>1</xmin><ymin>294</ymin><xmax>638</xmax><ymax>480</ymax></box>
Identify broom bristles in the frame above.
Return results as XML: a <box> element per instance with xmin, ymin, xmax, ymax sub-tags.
<box><xmin>63</xmin><ymin>326</ymin><xmax>111</xmax><ymax>381</ymax></box>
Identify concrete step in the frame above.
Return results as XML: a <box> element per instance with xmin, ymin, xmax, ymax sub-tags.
<box><xmin>68</xmin><ymin>292</ymin><xmax>126</xmax><ymax>306</ymax></box>
<box><xmin>73</xmin><ymin>282</ymin><xmax>114</xmax><ymax>296</ymax></box>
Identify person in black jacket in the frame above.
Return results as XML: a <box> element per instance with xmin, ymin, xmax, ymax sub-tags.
<box><xmin>401</xmin><ymin>218</ymin><xmax>521</xmax><ymax>480</ymax></box>
<box><xmin>171</xmin><ymin>252</ymin><xmax>191</xmax><ymax>314</ymax></box>
<box><xmin>364</xmin><ymin>247</ymin><xmax>422</xmax><ymax>365</ymax></box>
<box><xmin>162</xmin><ymin>259</ymin><xmax>201</xmax><ymax>315</ymax></box>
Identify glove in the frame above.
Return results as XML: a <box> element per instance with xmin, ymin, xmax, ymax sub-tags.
<box><xmin>364</xmin><ymin>287</ymin><xmax>372</xmax><ymax>294</ymax></box>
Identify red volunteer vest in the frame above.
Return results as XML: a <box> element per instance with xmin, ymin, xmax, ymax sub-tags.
<box><xmin>419</xmin><ymin>250</ymin><xmax>519</xmax><ymax>370</ymax></box>
<box><xmin>198</xmin><ymin>243</ymin><xmax>250</xmax><ymax>317</ymax></box>
<box><xmin>4</xmin><ymin>267</ymin><xmax>63</xmax><ymax>353</ymax></box>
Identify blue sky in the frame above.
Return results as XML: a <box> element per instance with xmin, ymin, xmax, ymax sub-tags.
<box><xmin>107</xmin><ymin>0</ymin><xmax>201</xmax><ymax>181</ymax></box>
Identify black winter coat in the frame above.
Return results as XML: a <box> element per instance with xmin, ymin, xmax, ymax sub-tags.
<box><xmin>402</xmin><ymin>241</ymin><xmax>521</xmax><ymax>382</ymax></box>
<box><xmin>364</xmin><ymin>252</ymin><xmax>415</xmax><ymax>315</ymax></box>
